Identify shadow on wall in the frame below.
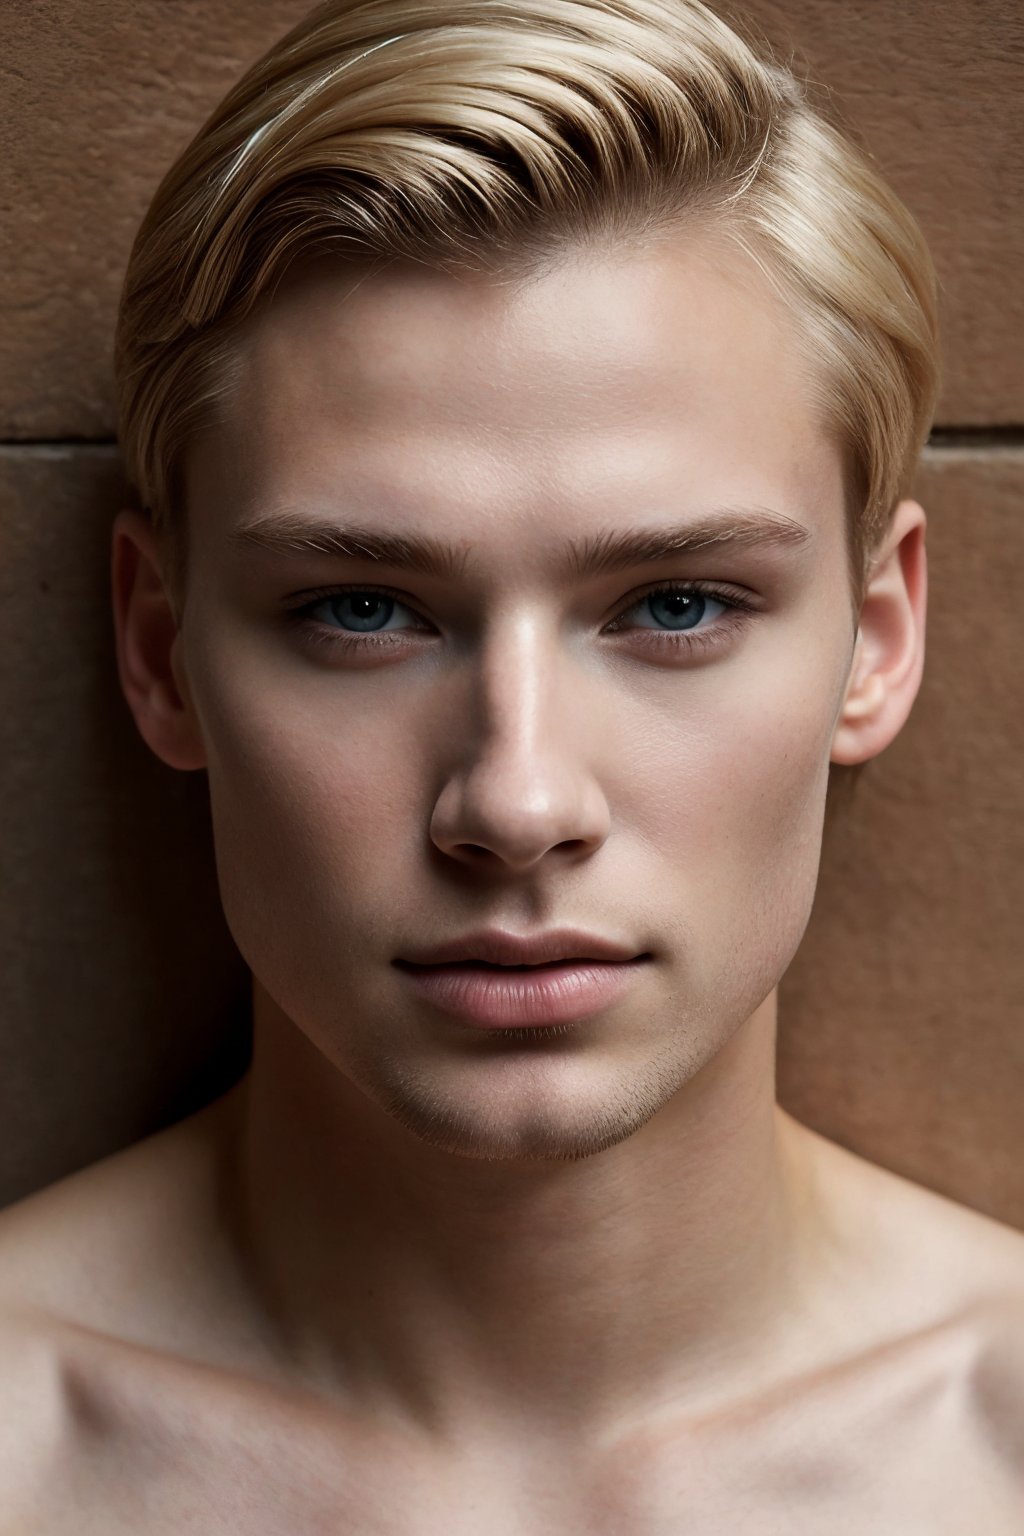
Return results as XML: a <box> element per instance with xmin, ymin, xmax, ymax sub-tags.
<box><xmin>0</xmin><ymin>445</ymin><xmax>251</xmax><ymax>1209</ymax></box>
<box><xmin>778</xmin><ymin>449</ymin><xmax>1024</xmax><ymax>1232</ymax></box>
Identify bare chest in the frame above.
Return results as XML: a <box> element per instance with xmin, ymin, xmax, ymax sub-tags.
<box><xmin>12</xmin><ymin>1333</ymin><xmax>1023</xmax><ymax>1535</ymax></box>
<box><xmin>16</xmin><ymin>1388</ymin><xmax>1023</xmax><ymax>1535</ymax></box>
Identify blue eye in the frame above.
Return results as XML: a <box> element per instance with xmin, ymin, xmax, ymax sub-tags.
<box><xmin>304</xmin><ymin>589</ymin><xmax>421</xmax><ymax>634</ymax></box>
<box><xmin>603</xmin><ymin>583</ymin><xmax>740</xmax><ymax>638</ymax></box>
<box><xmin>285</xmin><ymin>579</ymin><xmax>755</xmax><ymax>658</ymax></box>
<box><xmin>629</xmin><ymin>588</ymin><xmax>729</xmax><ymax>631</ymax></box>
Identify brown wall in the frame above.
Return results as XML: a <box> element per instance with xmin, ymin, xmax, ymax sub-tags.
<box><xmin>2</xmin><ymin>3</ymin><xmax>1022</xmax><ymax>1216</ymax></box>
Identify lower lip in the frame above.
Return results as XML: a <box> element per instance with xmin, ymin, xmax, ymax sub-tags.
<box><xmin>394</xmin><ymin>958</ymin><xmax>648</xmax><ymax>1029</ymax></box>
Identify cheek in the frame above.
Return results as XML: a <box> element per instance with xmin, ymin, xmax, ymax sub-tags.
<box><xmin>193</xmin><ymin>655</ymin><xmax>419</xmax><ymax>984</ymax></box>
<box><xmin>626</xmin><ymin>647</ymin><xmax>842</xmax><ymax>992</ymax></box>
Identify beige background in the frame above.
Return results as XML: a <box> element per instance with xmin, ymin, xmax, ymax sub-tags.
<box><xmin>2</xmin><ymin>3</ymin><xmax>1021</xmax><ymax>1218</ymax></box>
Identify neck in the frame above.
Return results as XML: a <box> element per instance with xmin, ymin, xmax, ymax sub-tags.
<box><xmin>222</xmin><ymin>984</ymin><xmax>823</xmax><ymax>1445</ymax></box>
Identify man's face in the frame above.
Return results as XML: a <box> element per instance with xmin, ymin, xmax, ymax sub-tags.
<box><xmin>177</xmin><ymin>228</ymin><xmax>856</xmax><ymax>1162</ymax></box>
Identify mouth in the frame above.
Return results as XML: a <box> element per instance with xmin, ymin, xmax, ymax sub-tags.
<box><xmin>403</xmin><ymin>958</ymin><xmax>600</xmax><ymax>971</ymax></box>
<box><xmin>394</xmin><ymin>954</ymin><xmax>651</xmax><ymax>1029</ymax></box>
<box><xmin>395</xmin><ymin>926</ymin><xmax>645</xmax><ymax>970</ymax></box>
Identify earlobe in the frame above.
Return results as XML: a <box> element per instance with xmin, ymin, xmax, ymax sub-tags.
<box><xmin>830</xmin><ymin>498</ymin><xmax>928</xmax><ymax>766</ymax></box>
<box><xmin>111</xmin><ymin>508</ymin><xmax>208</xmax><ymax>772</ymax></box>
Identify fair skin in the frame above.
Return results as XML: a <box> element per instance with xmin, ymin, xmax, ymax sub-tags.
<box><xmin>1</xmin><ymin>227</ymin><xmax>1023</xmax><ymax>1532</ymax></box>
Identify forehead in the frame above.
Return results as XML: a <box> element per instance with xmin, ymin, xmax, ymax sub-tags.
<box><xmin>192</xmin><ymin>228</ymin><xmax>844</xmax><ymax>556</ymax></box>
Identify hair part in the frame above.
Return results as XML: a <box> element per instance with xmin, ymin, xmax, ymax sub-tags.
<box><xmin>114</xmin><ymin>0</ymin><xmax>941</xmax><ymax>621</ymax></box>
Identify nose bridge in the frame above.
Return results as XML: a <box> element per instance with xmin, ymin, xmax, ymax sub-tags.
<box><xmin>480</xmin><ymin>609</ymin><xmax>555</xmax><ymax>767</ymax></box>
<box><xmin>429</xmin><ymin>609</ymin><xmax>610</xmax><ymax>870</ymax></box>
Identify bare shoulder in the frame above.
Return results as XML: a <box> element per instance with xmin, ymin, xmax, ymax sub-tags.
<box><xmin>0</xmin><ymin>1093</ymin><xmax>264</xmax><ymax>1523</ymax></box>
<box><xmin>0</xmin><ymin>1088</ymin><xmax>241</xmax><ymax>1333</ymax></box>
<box><xmin>787</xmin><ymin>1110</ymin><xmax>1024</xmax><ymax>1288</ymax></box>
<box><xmin>790</xmin><ymin>1113</ymin><xmax>1024</xmax><ymax>1473</ymax></box>
<box><xmin>0</xmin><ymin>1099</ymin><xmax>234</xmax><ymax>1363</ymax></box>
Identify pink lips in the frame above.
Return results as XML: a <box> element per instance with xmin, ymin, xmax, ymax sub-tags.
<box><xmin>394</xmin><ymin>957</ymin><xmax>649</xmax><ymax>1029</ymax></box>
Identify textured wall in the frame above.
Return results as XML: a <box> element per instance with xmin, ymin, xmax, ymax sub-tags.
<box><xmin>2</xmin><ymin>2</ymin><xmax>1021</xmax><ymax>1216</ymax></box>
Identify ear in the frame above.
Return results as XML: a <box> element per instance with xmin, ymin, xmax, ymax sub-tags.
<box><xmin>830</xmin><ymin>497</ymin><xmax>927</xmax><ymax>766</ymax></box>
<box><xmin>111</xmin><ymin>508</ymin><xmax>208</xmax><ymax>771</ymax></box>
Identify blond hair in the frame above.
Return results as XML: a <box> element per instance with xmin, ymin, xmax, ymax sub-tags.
<box><xmin>114</xmin><ymin>0</ymin><xmax>940</xmax><ymax>612</ymax></box>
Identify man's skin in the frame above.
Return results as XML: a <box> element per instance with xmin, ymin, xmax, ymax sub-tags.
<box><xmin>1</xmin><ymin>224</ymin><xmax>1022</xmax><ymax>1531</ymax></box>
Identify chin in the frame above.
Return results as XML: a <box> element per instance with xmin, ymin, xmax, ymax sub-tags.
<box><xmin>383</xmin><ymin>1098</ymin><xmax>651</xmax><ymax>1164</ymax></box>
<box><xmin>370</xmin><ymin>1046</ymin><xmax>690</xmax><ymax>1165</ymax></box>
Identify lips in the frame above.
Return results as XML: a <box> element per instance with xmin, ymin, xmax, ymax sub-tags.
<box><xmin>395</xmin><ymin>926</ymin><xmax>644</xmax><ymax>969</ymax></box>
<box><xmin>395</xmin><ymin>955</ymin><xmax>649</xmax><ymax>1029</ymax></box>
<box><xmin>442</xmin><ymin>959</ymin><xmax>581</xmax><ymax>971</ymax></box>
<box><xmin>392</xmin><ymin>927</ymin><xmax>650</xmax><ymax>1028</ymax></box>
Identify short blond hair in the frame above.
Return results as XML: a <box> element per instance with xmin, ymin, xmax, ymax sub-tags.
<box><xmin>115</xmin><ymin>0</ymin><xmax>940</xmax><ymax>610</ymax></box>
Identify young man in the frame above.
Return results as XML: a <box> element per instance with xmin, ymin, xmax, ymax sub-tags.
<box><xmin>2</xmin><ymin>0</ymin><xmax>1022</xmax><ymax>1527</ymax></box>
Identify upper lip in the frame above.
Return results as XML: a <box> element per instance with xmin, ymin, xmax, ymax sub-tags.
<box><xmin>396</xmin><ymin>927</ymin><xmax>645</xmax><ymax>967</ymax></box>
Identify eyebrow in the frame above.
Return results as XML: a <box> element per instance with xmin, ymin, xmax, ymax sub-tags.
<box><xmin>229</xmin><ymin>505</ymin><xmax>812</xmax><ymax>581</ymax></box>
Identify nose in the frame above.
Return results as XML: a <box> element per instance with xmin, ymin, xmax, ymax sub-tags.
<box><xmin>428</xmin><ymin>615</ymin><xmax>612</xmax><ymax>874</ymax></box>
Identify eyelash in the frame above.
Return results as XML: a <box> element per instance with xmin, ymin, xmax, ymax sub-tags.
<box><xmin>283</xmin><ymin>579</ymin><xmax>758</xmax><ymax>658</ymax></box>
